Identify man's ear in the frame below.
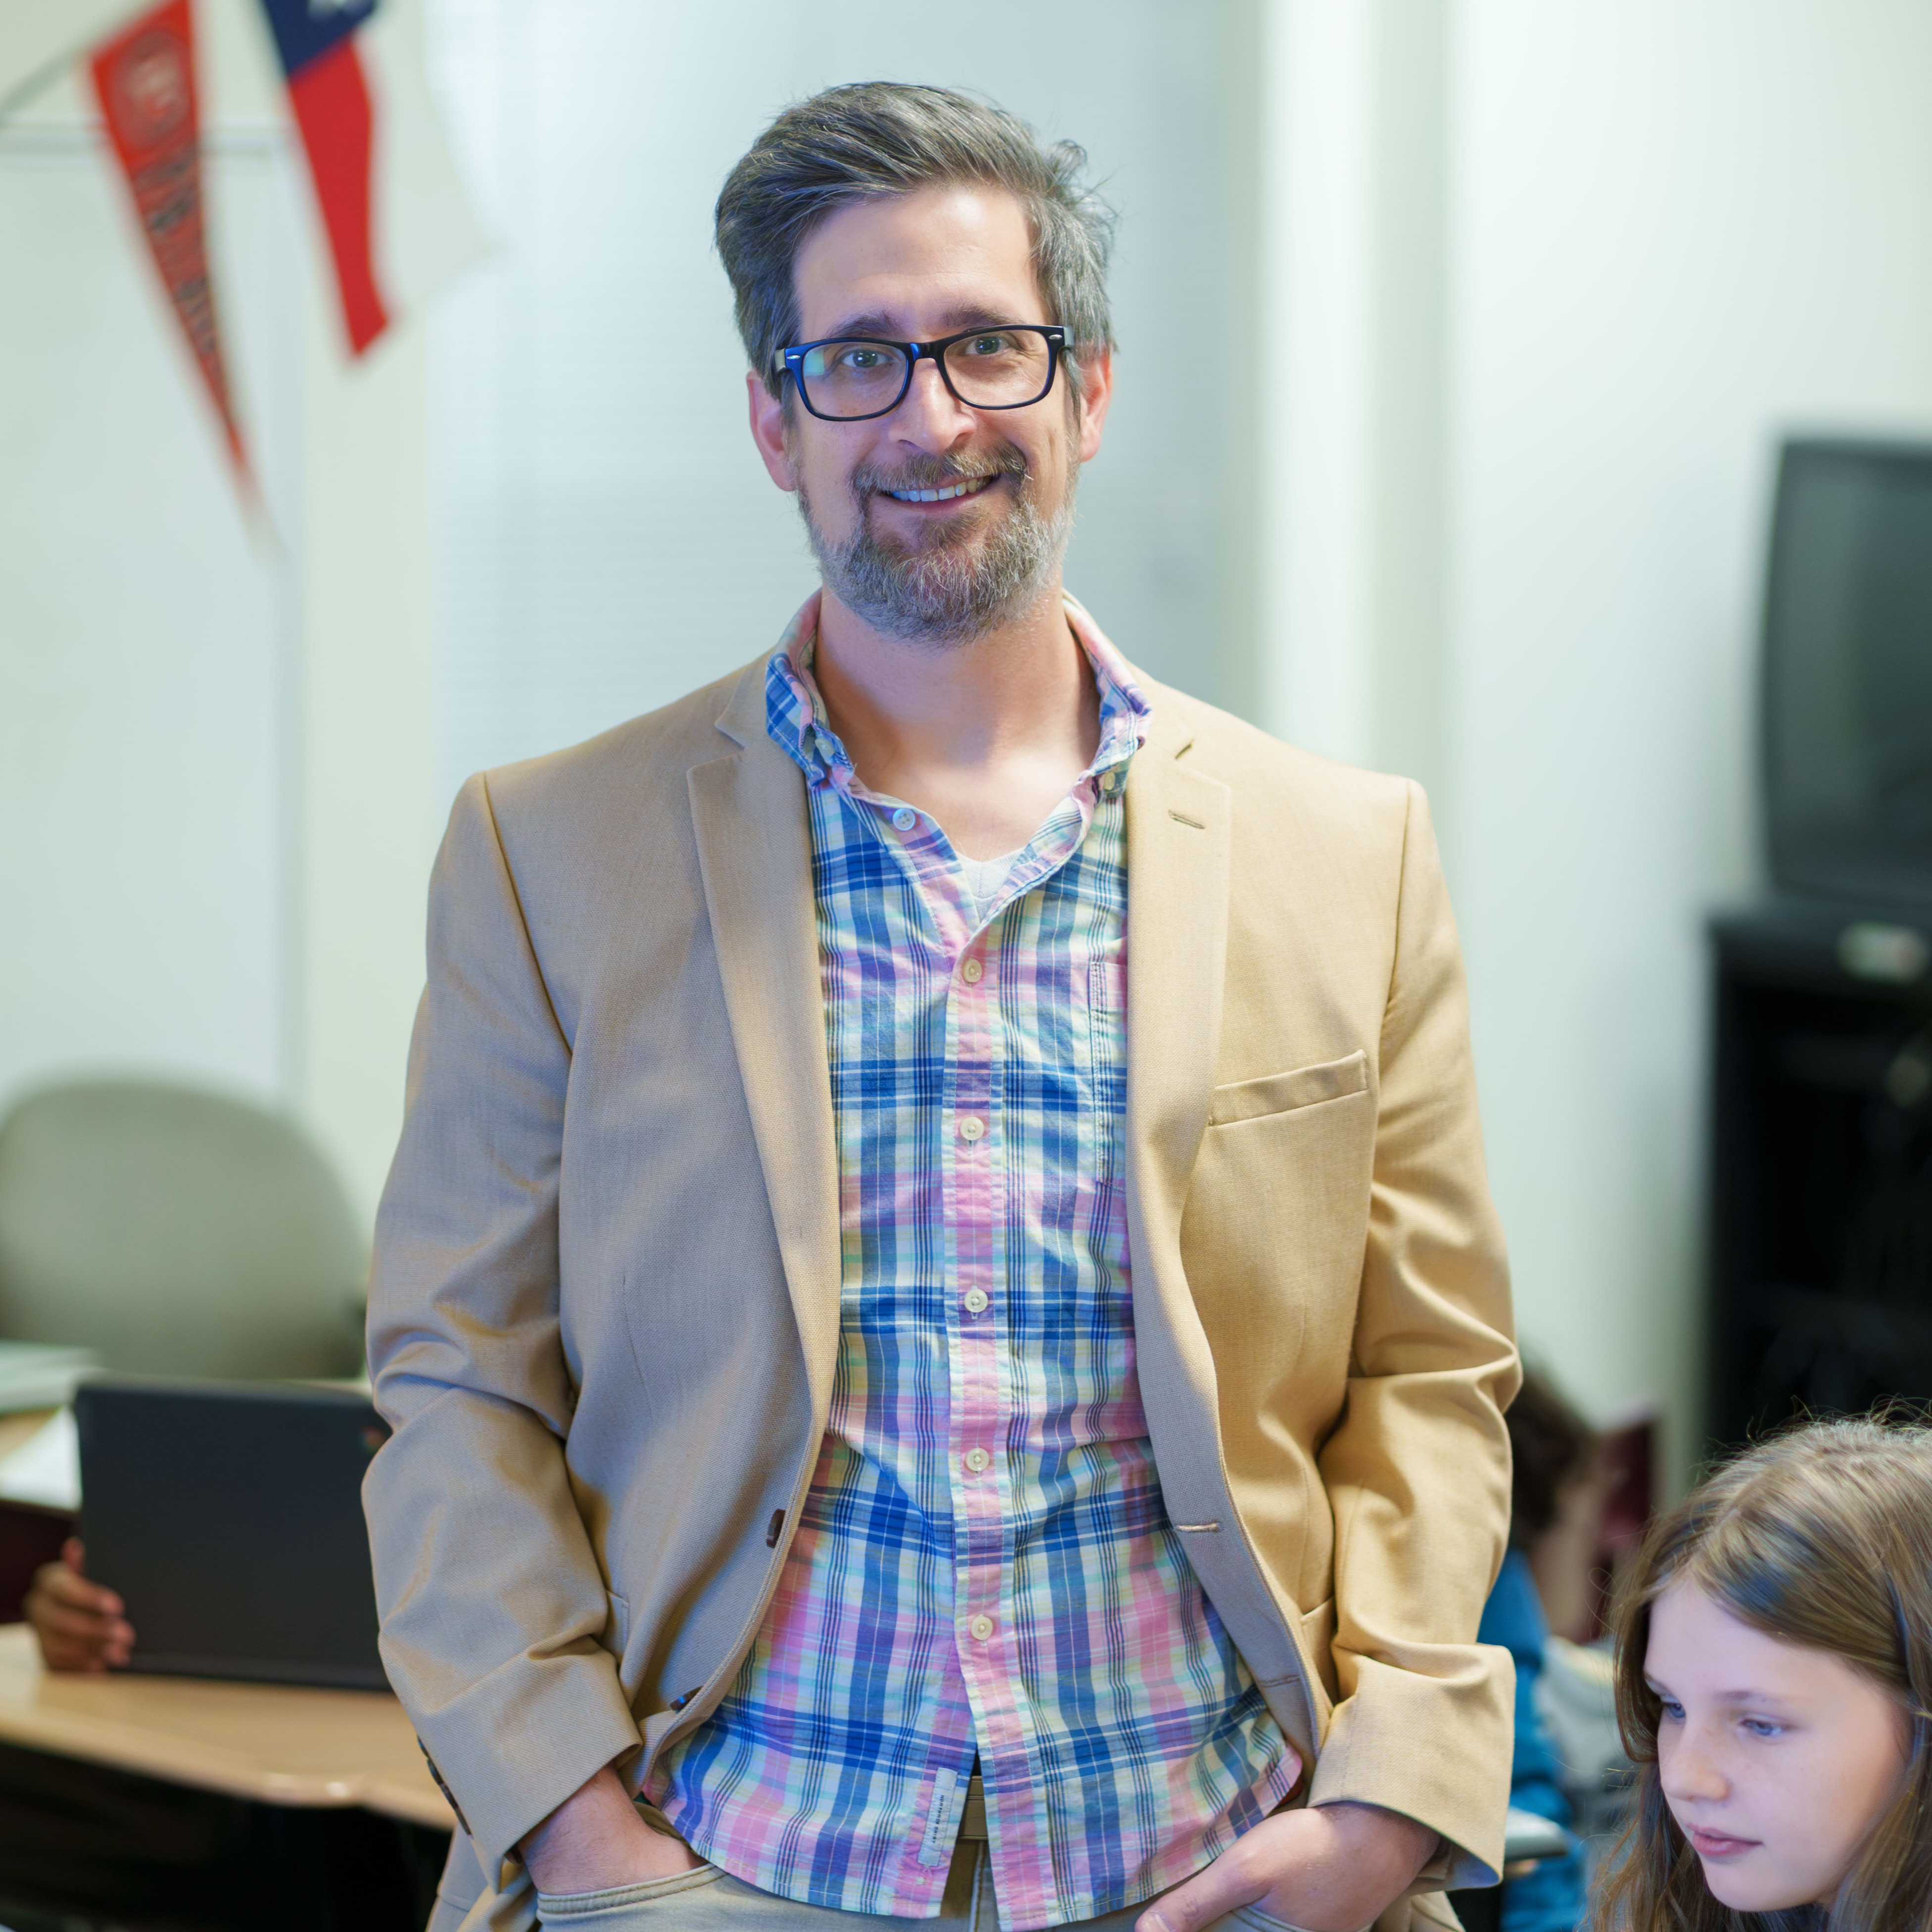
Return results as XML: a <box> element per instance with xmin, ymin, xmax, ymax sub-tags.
<box><xmin>1074</xmin><ymin>345</ymin><xmax>1113</xmax><ymax>463</ymax></box>
<box><xmin>746</xmin><ymin>370</ymin><xmax>799</xmax><ymax>492</ymax></box>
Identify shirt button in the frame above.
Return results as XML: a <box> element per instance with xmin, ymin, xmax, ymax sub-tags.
<box><xmin>958</xmin><ymin>1115</ymin><xmax>986</xmax><ymax>1143</ymax></box>
<box><xmin>968</xmin><ymin>1614</ymin><xmax>995</xmax><ymax>1642</ymax></box>
<box><xmin>963</xmin><ymin>1289</ymin><xmax>989</xmax><ymax>1314</ymax></box>
<box><xmin>964</xmin><ymin>1447</ymin><xmax>991</xmax><ymax>1474</ymax></box>
<box><xmin>961</xmin><ymin>959</ymin><xmax>983</xmax><ymax>984</ymax></box>
<box><xmin>892</xmin><ymin>807</ymin><xmax>917</xmax><ymax>831</ymax></box>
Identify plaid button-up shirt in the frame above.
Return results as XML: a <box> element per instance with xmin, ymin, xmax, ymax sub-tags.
<box><xmin>651</xmin><ymin>595</ymin><xmax>1299</xmax><ymax>1930</ymax></box>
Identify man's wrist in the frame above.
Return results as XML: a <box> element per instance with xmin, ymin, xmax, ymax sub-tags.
<box><xmin>520</xmin><ymin>1765</ymin><xmax>661</xmax><ymax>1892</ymax></box>
<box><xmin>1312</xmin><ymin>1801</ymin><xmax>1443</xmax><ymax>1884</ymax></box>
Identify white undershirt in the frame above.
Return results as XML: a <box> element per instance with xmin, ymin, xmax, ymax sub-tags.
<box><xmin>959</xmin><ymin>847</ymin><xmax>1025</xmax><ymax>919</ymax></box>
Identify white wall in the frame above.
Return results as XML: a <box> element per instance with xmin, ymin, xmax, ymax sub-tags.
<box><xmin>1454</xmin><ymin>0</ymin><xmax>1932</xmax><ymax>1469</ymax></box>
<box><xmin>1259</xmin><ymin>0</ymin><xmax>1932</xmax><ymax>1475</ymax></box>
<box><xmin>0</xmin><ymin>0</ymin><xmax>443</xmax><ymax>1231</ymax></box>
<box><xmin>0</xmin><ymin>36</ymin><xmax>295</xmax><ymax>1129</ymax></box>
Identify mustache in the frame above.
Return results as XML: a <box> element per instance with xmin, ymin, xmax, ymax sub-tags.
<box><xmin>851</xmin><ymin>446</ymin><xmax>1031</xmax><ymax>498</ymax></box>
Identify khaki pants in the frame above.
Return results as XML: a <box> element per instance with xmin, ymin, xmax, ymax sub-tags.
<box><xmin>532</xmin><ymin>1836</ymin><xmax>1318</xmax><ymax>1932</ymax></box>
<box><xmin>444</xmin><ymin>1790</ymin><xmax>1404</xmax><ymax>1932</ymax></box>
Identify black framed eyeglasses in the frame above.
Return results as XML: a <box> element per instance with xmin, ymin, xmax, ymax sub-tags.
<box><xmin>776</xmin><ymin>324</ymin><xmax>1066</xmax><ymax>422</ymax></box>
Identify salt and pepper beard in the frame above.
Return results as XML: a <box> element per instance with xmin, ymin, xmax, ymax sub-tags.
<box><xmin>795</xmin><ymin>437</ymin><xmax>1077</xmax><ymax>648</ymax></box>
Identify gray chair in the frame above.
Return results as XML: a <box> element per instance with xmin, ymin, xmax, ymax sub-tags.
<box><xmin>0</xmin><ymin>1078</ymin><xmax>367</xmax><ymax>1381</ymax></box>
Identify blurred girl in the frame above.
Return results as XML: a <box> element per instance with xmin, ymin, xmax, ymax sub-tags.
<box><xmin>1593</xmin><ymin>1417</ymin><xmax>1932</xmax><ymax>1932</ymax></box>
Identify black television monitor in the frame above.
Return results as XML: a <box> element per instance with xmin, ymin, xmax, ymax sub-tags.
<box><xmin>1763</xmin><ymin>437</ymin><xmax>1932</xmax><ymax>912</ymax></box>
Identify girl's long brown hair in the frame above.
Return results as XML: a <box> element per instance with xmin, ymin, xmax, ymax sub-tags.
<box><xmin>1591</xmin><ymin>1417</ymin><xmax>1932</xmax><ymax>1932</ymax></box>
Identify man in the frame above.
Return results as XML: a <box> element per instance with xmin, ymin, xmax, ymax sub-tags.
<box><xmin>42</xmin><ymin>82</ymin><xmax>1516</xmax><ymax>1932</ymax></box>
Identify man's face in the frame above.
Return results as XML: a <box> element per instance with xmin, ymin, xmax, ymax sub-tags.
<box><xmin>746</xmin><ymin>183</ymin><xmax>1111</xmax><ymax>646</ymax></box>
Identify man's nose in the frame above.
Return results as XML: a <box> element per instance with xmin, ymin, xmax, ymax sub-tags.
<box><xmin>889</xmin><ymin>355</ymin><xmax>975</xmax><ymax>449</ymax></box>
<box><xmin>1660</xmin><ymin>1723</ymin><xmax>1730</xmax><ymax>1806</ymax></box>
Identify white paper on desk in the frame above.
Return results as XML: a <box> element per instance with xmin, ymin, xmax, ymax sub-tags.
<box><xmin>0</xmin><ymin>1408</ymin><xmax>79</xmax><ymax>1511</ymax></box>
<box><xmin>0</xmin><ymin>1341</ymin><xmax>98</xmax><ymax>1413</ymax></box>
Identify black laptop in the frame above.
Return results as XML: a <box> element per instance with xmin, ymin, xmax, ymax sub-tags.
<box><xmin>75</xmin><ymin>1378</ymin><xmax>390</xmax><ymax>1690</ymax></box>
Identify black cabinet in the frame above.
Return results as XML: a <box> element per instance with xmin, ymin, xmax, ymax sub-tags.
<box><xmin>1708</xmin><ymin>900</ymin><xmax>1932</xmax><ymax>1449</ymax></box>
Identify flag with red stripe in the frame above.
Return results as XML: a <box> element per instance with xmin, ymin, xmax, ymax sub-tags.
<box><xmin>259</xmin><ymin>0</ymin><xmax>384</xmax><ymax>352</ymax></box>
<box><xmin>258</xmin><ymin>0</ymin><xmax>482</xmax><ymax>359</ymax></box>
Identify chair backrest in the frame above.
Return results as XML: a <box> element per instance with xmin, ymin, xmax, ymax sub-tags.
<box><xmin>0</xmin><ymin>1079</ymin><xmax>367</xmax><ymax>1380</ymax></box>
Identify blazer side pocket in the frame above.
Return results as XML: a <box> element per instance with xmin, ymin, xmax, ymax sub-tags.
<box><xmin>1208</xmin><ymin>1050</ymin><xmax>1369</xmax><ymax>1127</ymax></box>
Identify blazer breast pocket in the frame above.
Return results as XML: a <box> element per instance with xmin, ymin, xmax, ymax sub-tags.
<box><xmin>1207</xmin><ymin>1050</ymin><xmax>1369</xmax><ymax>1127</ymax></box>
<box><xmin>1183</xmin><ymin>1048</ymin><xmax>1377</xmax><ymax>1416</ymax></box>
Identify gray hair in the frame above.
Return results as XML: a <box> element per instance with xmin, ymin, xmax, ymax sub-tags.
<box><xmin>714</xmin><ymin>83</ymin><xmax>1116</xmax><ymax>406</ymax></box>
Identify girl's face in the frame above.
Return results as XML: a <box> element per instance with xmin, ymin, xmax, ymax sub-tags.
<box><xmin>1647</xmin><ymin>1582</ymin><xmax>1910</xmax><ymax>1914</ymax></box>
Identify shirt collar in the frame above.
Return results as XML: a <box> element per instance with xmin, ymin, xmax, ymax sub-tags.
<box><xmin>763</xmin><ymin>589</ymin><xmax>1152</xmax><ymax>792</ymax></box>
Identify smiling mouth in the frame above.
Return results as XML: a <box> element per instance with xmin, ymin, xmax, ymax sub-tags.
<box><xmin>883</xmin><ymin>476</ymin><xmax>996</xmax><ymax>505</ymax></box>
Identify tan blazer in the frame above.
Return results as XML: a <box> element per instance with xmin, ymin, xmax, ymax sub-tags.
<box><xmin>365</xmin><ymin>638</ymin><xmax>1519</xmax><ymax>1929</ymax></box>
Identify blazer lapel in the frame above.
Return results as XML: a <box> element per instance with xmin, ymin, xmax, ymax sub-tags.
<box><xmin>1122</xmin><ymin>694</ymin><xmax>1231</xmax><ymax>1469</ymax></box>
<box><xmin>686</xmin><ymin>661</ymin><xmax>844</xmax><ymax>1423</ymax></box>
<box><xmin>1121</xmin><ymin>688</ymin><xmax>1323</xmax><ymax>1754</ymax></box>
<box><xmin>1125</xmin><ymin>708</ymin><xmax>1230</xmax><ymax>1218</ymax></box>
<box><xmin>1120</xmin><ymin>705</ymin><xmax>1251</xmax><ymax>1542</ymax></box>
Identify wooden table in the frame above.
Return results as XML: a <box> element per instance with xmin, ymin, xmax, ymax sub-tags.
<box><xmin>0</xmin><ymin>1410</ymin><xmax>59</xmax><ymax>1463</ymax></box>
<box><xmin>0</xmin><ymin>1620</ymin><xmax>452</xmax><ymax>1827</ymax></box>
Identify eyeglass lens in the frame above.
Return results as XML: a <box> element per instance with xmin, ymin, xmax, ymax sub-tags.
<box><xmin>798</xmin><ymin>330</ymin><xmax>1054</xmax><ymax>418</ymax></box>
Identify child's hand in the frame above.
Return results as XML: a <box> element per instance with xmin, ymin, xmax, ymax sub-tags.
<box><xmin>24</xmin><ymin>1538</ymin><xmax>135</xmax><ymax>1673</ymax></box>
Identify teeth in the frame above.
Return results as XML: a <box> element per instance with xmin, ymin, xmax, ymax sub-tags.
<box><xmin>888</xmin><ymin>477</ymin><xmax>993</xmax><ymax>503</ymax></box>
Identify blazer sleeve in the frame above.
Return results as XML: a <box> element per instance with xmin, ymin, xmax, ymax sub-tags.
<box><xmin>362</xmin><ymin>773</ymin><xmax>641</xmax><ymax>1878</ymax></box>
<box><xmin>1304</xmin><ymin>780</ymin><xmax>1521</xmax><ymax>1886</ymax></box>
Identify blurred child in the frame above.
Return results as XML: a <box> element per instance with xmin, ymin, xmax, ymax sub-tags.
<box><xmin>1593</xmin><ymin>1417</ymin><xmax>1932</xmax><ymax>1932</ymax></box>
<box><xmin>1478</xmin><ymin>1368</ymin><xmax>1603</xmax><ymax>1932</ymax></box>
